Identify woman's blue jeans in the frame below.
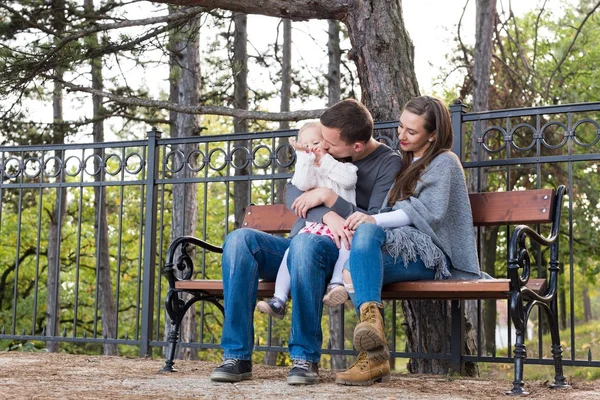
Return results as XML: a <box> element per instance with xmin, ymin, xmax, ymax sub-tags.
<box><xmin>349</xmin><ymin>223</ymin><xmax>436</xmax><ymax>310</ymax></box>
<box><xmin>220</xmin><ymin>228</ymin><xmax>338</xmax><ymax>363</ymax></box>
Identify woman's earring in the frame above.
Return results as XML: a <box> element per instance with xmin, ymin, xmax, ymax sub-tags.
<box><xmin>428</xmin><ymin>138</ymin><xmax>434</xmax><ymax>142</ymax></box>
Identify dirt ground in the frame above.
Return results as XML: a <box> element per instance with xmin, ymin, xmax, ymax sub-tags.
<box><xmin>0</xmin><ymin>352</ymin><xmax>599</xmax><ymax>399</ymax></box>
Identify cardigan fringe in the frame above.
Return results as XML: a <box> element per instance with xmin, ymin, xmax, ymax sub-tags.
<box><xmin>384</xmin><ymin>226</ymin><xmax>451</xmax><ymax>280</ymax></box>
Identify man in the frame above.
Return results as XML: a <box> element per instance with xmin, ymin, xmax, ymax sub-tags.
<box><xmin>210</xmin><ymin>99</ymin><xmax>401</xmax><ymax>385</ymax></box>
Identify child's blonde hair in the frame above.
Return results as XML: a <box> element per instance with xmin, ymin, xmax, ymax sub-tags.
<box><xmin>298</xmin><ymin>121</ymin><xmax>322</xmax><ymax>138</ymax></box>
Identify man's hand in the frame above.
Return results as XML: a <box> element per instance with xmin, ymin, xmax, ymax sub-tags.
<box><xmin>323</xmin><ymin>211</ymin><xmax>354</xmax><ymax>250</ymax></box>
<box><xmin>291</xmin><ymin>187</ymin><xmax>334</xmax><ymax>218</ymax></box>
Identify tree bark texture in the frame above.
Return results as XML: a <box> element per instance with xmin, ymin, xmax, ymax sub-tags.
<box><xmin>326</xmin><ymin>20</ymin><xmax>341</xmax><ymax>107</ymax></box>
<box><xmin>85</xmin><ymin>0</ymin><xmax>118</xmax><ymax>356</ymax></box>
<box><xmin>467</xmin><ymin>0</ymin><xmax>498</xmax><ymax>356</ymax></box>
<box><xmin>166</xmin><ymin>8</ymin><xmax>201</xmax><ymax>360</ymax></box>
<box><xmin>263</xmin><ymin>18</ymin><xmax>293</xmax><ymax>366</ymax></box>
<box><xmin>402</xmin><ymin>300</ymin><xmax>478</xmax><ymax>376</ymax></box>
<box><xmin>46</xmin><ymin>0</ymin><xmax>67</xmax><ymax>353</ymax></box>
<box><xmin>482</xmin><ymin>227</ymin><xmax>498</xmax><ymax>354</ymax></box>
<box><xmin>233</xmin><ymin>12</ymin><xmax>251</xmax><ymax>229</ymax></box>
<box><xmin>583</xmin><ymin>284</ymin><xmax>592</xmax><ymax>322</ymax></box>
<box><xmin>275</xmin><ymin>18</ymin><xmax>292</xmax><ymax>205</ymax></box>
<box><xmin>324</xmin><ymin>18</ymin><xmax>346</xmax><ymax>371</ymax></box>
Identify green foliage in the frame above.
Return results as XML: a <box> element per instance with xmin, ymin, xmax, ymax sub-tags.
<box><xmin>4</xmin><ymin>340</ymin><xmax>48</xmax><ymax>352</ymax></box>
<box><xmin>441</xmin><ymin>0</ymin><xmax>600</xmax><ymax>108</ymax></box>
<box><xmin>488</xmin><ymin>320</ymin><xmax>600</xmax><ymax>381</ymax></box>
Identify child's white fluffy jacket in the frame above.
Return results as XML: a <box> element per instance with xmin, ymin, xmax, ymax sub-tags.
<box><xmin>291</xmin><ymin>151</ymin><xmax>358</xmax><ymax>205</ymax></box>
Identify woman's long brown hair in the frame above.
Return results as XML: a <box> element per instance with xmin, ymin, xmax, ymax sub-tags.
<box><xmin>387</xmin><ymin>96</ymin><xmax>454</xmax><ymax>206</ymax></box>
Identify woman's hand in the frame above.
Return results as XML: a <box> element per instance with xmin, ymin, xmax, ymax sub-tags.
<box><xmin>323</xmin><ymin>211</ymin><xmax>354</xmax><ymax>250</ymax></box>
<box><xmin>345</xmin><ymin>211</ymin><xmax>375</xmax><ymax>231</ymax></box>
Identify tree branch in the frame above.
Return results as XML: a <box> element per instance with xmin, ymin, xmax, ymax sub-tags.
<box><xmin>457</xmin><ymin>0</ymin><xmax>472</xmax><ymax>68</ymax></box>
<box><xmin>2</xmin><ymin>6</ymin><xmax>204</xmax><ymax>94</ymax></box>
<box><xmin>58</xmin><ymin>78</ymin><xmax>325</xmax><ymax>121</ymax></box>
<box><xmin>151</xmin><ymin>0</ymin><xmax>350</xmax><ymax>21</ymax></box>
<box><xmin>544</xmin><ymin>0</ymin><xmax>600</xmax><ymax>98</ymax></box>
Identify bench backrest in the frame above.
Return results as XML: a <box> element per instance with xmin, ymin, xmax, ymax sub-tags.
<box><xmin>242</xmin><ymin>188</ymin><xmax>556</xmax><ymax>232</ymax></box>
<box><xmin>242</xmin><ymin>204</ymin><xmax>297</xmax><ymax>233</ymax></box>
<box><xmin>469</xmin><ymin>188</ymin><xmax>555</xmax><ymax>226</ymax></box>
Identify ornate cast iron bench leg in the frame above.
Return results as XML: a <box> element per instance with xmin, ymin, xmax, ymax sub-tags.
<box><xmin>162</xmin><ymin>290</ymin><xmax>186</xmax><ymax>372</ymax></box>
<box><xmin>506</xmin><ymin>291</ymin><xmax>528</xmax><ymax>396</ymax></box>
<box><xmin>546</xmin><ymin>302</ymin><xmax>569</xmax><ymax>389</ymax></box>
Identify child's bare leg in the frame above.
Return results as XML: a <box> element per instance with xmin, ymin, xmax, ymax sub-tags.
<box><xmin>256</xmin><ymin>249</ymin><xmax>289</xmax><ymax>319</ymax></box>
<box><xmin>342</xmin><ymin>268</ymin><xmax>354</xmax><ymax>294</ymax></box>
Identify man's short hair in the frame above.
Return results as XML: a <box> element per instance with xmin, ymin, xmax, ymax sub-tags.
<box><xmin>320</xmin><ymin>99</ymin><xmax>373</xmax><ymax>144</ymax></box>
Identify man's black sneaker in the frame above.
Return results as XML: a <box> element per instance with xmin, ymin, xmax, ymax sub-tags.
<box><xmin>287</xmin><ymin>359</ymin><xmax>319</xmax><ymax>385</ymax></box>
<box><xmin>256</xmin><ymin>297</ymin><xmax>286</xmax><ymax>319</ymax></box>
<box><xmin>210</xmin><ymin>358</ymin><xmax>252</xmax><ymax>382</ymax></box>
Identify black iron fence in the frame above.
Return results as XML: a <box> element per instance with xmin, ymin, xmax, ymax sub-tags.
<box><xmin>1</xmin><ymin>101</ymin><xmax>599</xmax><ymax>371</ymax></box>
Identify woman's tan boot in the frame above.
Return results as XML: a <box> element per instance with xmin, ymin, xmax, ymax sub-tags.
<box><xmin>335</xmin><ymin>352</ymin><xmax>390</xmax><ymax>386</ymax></box>
<box><xmin>353</xmin><ymin>302</ymin><xmax>389</xmax><ymax>361</ymax></box>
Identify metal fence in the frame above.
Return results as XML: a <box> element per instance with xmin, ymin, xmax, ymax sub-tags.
<box><xmin>1</xmin><ymin>101</ymin><xmax>599</xmax><ymax>371</ymax></box>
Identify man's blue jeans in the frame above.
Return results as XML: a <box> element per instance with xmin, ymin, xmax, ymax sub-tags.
<box><xmin>220</xmin><ymin>228</ymin><xmax>338</xmax><ymax>363</ymax></box>
<box><xmin>349</xmin><ymin>223</ymin><xmax>436</xmax><ymax>310</ymax></box>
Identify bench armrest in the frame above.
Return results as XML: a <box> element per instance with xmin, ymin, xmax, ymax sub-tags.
<box><xmin>507</xmin><ymin>185</ymin><xmax>566</xmax><ymax>301</ymax></box>
<box><xmin>163</xmin><ymin>235</ymin><xmax>223</xmax><ymax>288</ymax></box>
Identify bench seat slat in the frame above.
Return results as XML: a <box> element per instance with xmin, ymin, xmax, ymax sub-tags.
<box><xmin>175</xmin><ymin>278</ymin><xmax>547</xmax><ymax>301</ymax></box>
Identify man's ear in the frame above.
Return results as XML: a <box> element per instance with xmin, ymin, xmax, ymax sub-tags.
<box><xmin>353</xmin><ymin>142</ymin><xmax>365</xmax><ymax>153</ymax></box>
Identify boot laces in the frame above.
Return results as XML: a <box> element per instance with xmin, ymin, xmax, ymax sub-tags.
<box><xmin>361</xmin><ymin>303</ymin><xmax>379</xmax><ymax>323</ymax></box>
<box><xmin>349</xmin><ymin>352</ymin><xmax>369</xmax><ymax>371</ymax></box>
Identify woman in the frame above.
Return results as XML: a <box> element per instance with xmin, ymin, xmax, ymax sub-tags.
<box><xmin>335</xmin><ymin>95</ymin><xmax>481</xmax><ymax>386</ymax></box>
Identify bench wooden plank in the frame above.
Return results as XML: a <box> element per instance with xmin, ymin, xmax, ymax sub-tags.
<box><xmin>242</xmin><ymin>204</ymin><xmax>297</xmax><ymax>233</ymax></box>
<box><xmin>175</xmin><ymin>278</ymin><xmax>547</xmax><ymax>301</ymax></box>
<box><xmin>380</xmin><ymin>278</ymin><xmax>547</xmax><ymax>300</ymax></box>
<box><xmin>469</xmin><ymin>189</ymin><xmax>555</xmax><ymax>226</ymax></box>
<box><xmin>241</xmin><ymin>189</ymin><xmax>557</xmax><ymax>233</ymax></box>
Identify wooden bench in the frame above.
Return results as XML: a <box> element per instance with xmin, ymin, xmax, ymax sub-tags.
<box><xmin>162</xmin><ymin>186</ymin><xmax>568</xmax><ymax>395</ymax></box>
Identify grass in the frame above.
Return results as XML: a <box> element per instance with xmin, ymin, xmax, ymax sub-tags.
<box><xmin>482</xmin><ymin>320</ymin><xmax>600</xmax><ymax>381</ymax></box>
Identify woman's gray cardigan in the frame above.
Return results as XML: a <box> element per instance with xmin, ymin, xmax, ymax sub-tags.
<box><xmin>382</xmin><ymin>151</ymin><xmax>481</xmax><ymax>280</ymax></box>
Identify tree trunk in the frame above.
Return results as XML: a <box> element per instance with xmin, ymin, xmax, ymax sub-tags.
<box><xmin>344</xmin><ymin>0</ymin><xmax>419</xmax><ymax>118</ymax></box>
<box><xmin>326</xmin><ymin>20</ymin><xmax>341</xmax><ymax>107</ymax></box>
<box><xmin>232</xmin><ymin>12</ymin><xmax>250</xmax><ymax>228</ymax></box>
<box><xmin>275</xmin><ymin>18</ymin><xmax>292</xmax><ymax>205</ymax></box>
<box><xmin>46</xmin><ymin>0</ymin><xmax>67</xmax><ymax>354</ymax></box>
<box><xmin>465</xmin><ymin>0</ymin><xmax>497</xmax><ymax>358</ymax></box>
<box><xmin>262</xmin><ymin>17</ymin><xmax>291</xmax><ymax>367</ymax></box>
<box><xmin>581</xmin><ymin>264</ymin><xmax>592</xmax><ymax>322</ymax></box>
<box><xmin>482</xmin><ymin>226</ymin><xmax>498</xmax><ymax>354</ymax></box>
<box><xmin>84</xmin><ymin>0</ymin><xmax>118</xmax><ymax>356</ymax></box>
<box><xmin>559</xmin><ymin>273</ymin><xmax>567</xmax><ymax>330</ymax></box>
<box><xmin>165</xmin><ymin>7</ymin><xmax>201</xmax><ymax>360</ymax></box>
<box><xmin>46</xmin><ymin>143</ymin><xmax>66</xmax><ymax>352</ymax></box>
<box><xmin>403</xmin><ymin>300</ymin><xmax>478</xmax><ymax>376</ymax></box>
<box><xmin>324</xmin><ymin>18</ymin><xmax>346</xmax><ymax>371</ymax></box>
<box><xmin>582</xmin><ymin>285</ymin><xmax>592</xmax><ymax>322</ymax></box>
